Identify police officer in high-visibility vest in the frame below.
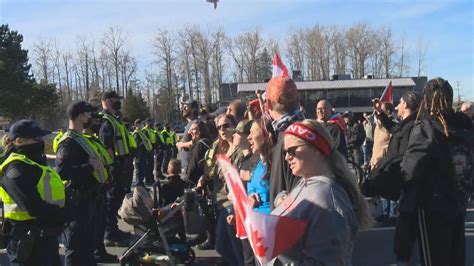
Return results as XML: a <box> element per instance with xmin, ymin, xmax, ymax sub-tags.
<box><xmin>98</xmin><ymin>91</ymin><xmax>132</xmax><ymax>246</ymax></box>
<box><xmin>153</xmin><ymin>122</ymin><xmax>166</xmax><ymax>178</ymax></box>
<box><xmin>0</xmin><ymin>120</ymin><xmax>67</xmax><ymax>265</ymax></box>
<box><xmin>132</xmin><ymin>119</ymin><xmax>153</xmax><ymax>186</ymax></box>
<box><xmin>56</xmin><ymin>101</ymin><xmax>106</xmax><ymax>265</ymax></box>
<box><xmin>142</xmin><ymin>119</ymin><xmax>157</xmax><ymax>184</ymax></box>
<box><xmin>160</xmin><ymin>123</ymin><xmax>174</xmax><ymax>174</ymax></box>
<box><xmin>51</xmin><ymin>128</ymin><xmax>65</xmax><ymax>153</ymax></box>
<box><xmin>170</xmin><ymin>127</ymin><xmax>178</xmax><ymax>159</ymax></box>
<box><xmin>82</xmin><ymin>110</ymin><xmax>118</xmax><ymax>263</ymax></box>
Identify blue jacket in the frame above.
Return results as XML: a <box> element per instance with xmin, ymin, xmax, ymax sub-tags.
<box><xmin>247</xmin><ymin>159</ymin><xmax>270</xmax><ymax>214</ymax></box>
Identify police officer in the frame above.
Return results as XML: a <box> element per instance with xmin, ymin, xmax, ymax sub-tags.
<box><xmin>153</xmin><ymin>122</ymin><xmax>166</xmax><ymax>178</ymax></box>
<box><xmin>83</xmin><ymin>111</ymin><xmax>117</xmax><ymax>263</ymax></box>
<box><xmin>160</xmin><ymin>123</ymin><xmax>174</xmax><ymax>174</ymax></box>
<box><xmin>56</xmin><ymin>101</ymin><xmax>106</xmax><ymax>265</ymax></box>
<box><xmin>170</xmin><ymin>127</ymin><xmax>178</xmax><ymax>159</ymax></box>
<box><xmin>0</xmin><ymin>120</ymin><xmax>67</xmax><ymax>265</ymax></box>
<box><xmin>51</xmin><ymin>128</ymin><xmax>65</xmax><ymax>153</ymax></box>
<box><xmin>142</xmin><ymin>119</ymin><xmax>157</xmax><ymax>184</ymax></box>
<box><xmin>98</xmin><ymin>91</ymin><xmax>132</xmax><ymax>246</ymax></box>
<box><xmin>132</xmin><ymin>119</ymin><xmax>153</xmax><ymax>186</ymax></box>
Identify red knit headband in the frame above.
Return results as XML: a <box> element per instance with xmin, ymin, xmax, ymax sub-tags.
<box><xmin>284</xmin><ymin>122</ymin><xmax>331</xmax><ymax>157</ymax></box>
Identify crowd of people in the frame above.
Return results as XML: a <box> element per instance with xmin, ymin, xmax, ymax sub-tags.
<box><xmin>0</xmin><ymin>75</ymin><xmax>472</xmax><ymax>266</ymax></box>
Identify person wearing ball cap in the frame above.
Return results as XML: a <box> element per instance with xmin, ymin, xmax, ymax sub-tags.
<box><xmin>264</xmin><ymin>76</ymin><xmax>305</xmax><ymax>210</ymax></box>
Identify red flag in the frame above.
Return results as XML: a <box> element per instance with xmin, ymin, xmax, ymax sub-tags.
<box><xmin>380</xmin><ymin>81</ymin><xmax>393</xmax><ymax>103</ymax></box>
<box><xmin>272</xmin><ymin>52</ymin><xmax>289</xmax><ymax>78</ymax></box>
<box><xmin>217</xmin><ymin>157</ymin><xmax>307</xmax><ymax>264</ymax></box>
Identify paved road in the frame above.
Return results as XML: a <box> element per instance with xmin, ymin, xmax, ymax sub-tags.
<box><xmin>1</xmin><ymin>202</ymin><xmax>473</xmax><ymax>265</ymax></box>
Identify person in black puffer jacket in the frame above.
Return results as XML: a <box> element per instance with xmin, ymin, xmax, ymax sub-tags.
<box><xmin>400</xmin><ymin>78</ymin><xmax>470</xmax><ymax>266</ymax></box>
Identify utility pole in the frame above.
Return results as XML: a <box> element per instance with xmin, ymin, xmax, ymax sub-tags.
<box><xmin>455</xmin><ymin>81</ymin><xmax>461</xmax><ymax>104</ymax></box>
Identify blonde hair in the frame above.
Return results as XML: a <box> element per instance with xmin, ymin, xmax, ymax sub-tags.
<box><xmin>299</xmin><ymin>119</ymin><xmax>374</xmax><ymax>230</ymax></box>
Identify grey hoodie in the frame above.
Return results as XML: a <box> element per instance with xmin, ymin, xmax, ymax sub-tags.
<box><xmin>272</xmin><ymin>175</ymin><xmax>358</xmax><ymax>266</ymax></box>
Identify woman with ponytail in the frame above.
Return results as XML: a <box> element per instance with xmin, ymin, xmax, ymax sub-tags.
<box><xmin>272</xmin><ymin>119</ymin><xmax>373</xmax><ymax>265</ymax></box>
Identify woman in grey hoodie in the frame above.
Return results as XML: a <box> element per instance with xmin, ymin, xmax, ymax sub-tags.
<box><xmin>272</xmin><ymin>119</ymin><xmax>373</xmax><ymax>265</ymax></box>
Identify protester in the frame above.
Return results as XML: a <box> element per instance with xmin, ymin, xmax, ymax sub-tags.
<box><xmin>362</xmin><ymin>112</ymin><xmax>374</xmax><ymax>168</ymax></box>
<box><xmin>370</xmin><ymin>102</ymin><xmax>396</xmax><ymax>169</ymax></box>
<box><xmin>272</xmin><ymin>119</ymin><xmax>373</xmax><ymax>265</ymax></box>
<box><xmin>160</xmin><ymin>159</ymin><xmax>186</xmax><ymax>206</ymax></box>
<box><xmin>315</xmin><ymin>99</ymin><xmax>348</xmax><ymax>158</ymax></box>
<box><xmin>227</xmin><ymin>99</ymin><xmax>247</xmax><ymax>124</ymax></box>
<box><xmin>0</xmin><ymin>120</ymin><xmax>67</xmax><ymax>265</ymax></box>
<box><xmin>198</xmin><ymin>114</ymin><xmax>244</xmax><ymax>265</ymax></box>
<box><xmin>401</xmin><ymin>78</ymin><xmax>469</xmax><ymax>265</ymax></box>
<box><xmin>185</xmin><ymin>120</ymin><xmax>211</xmax><ymax>185</ymax></box>
<box><xmin>243</xmin><ymin>118</ymin><xmax>272</xmax><ymax>265</ymax></box>
<box><xmin>344</xmin><ymin>111</ymin><xmax>366</xmax><ymax>166</ymax></box>
<box><xmin>176</xmin><ymin>99</ymin><xmax>199</xmax><ymax>170</ymax></box>
<box><xmin>265</xmin><ymin>76</ymin><xmax>305</xmax><ymax>209</ymax></box>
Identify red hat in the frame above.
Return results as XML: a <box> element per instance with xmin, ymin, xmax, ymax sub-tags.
<box><xmin>265</xmin><ymin>76</ymin><xmax>298</xmax><ymax>104</ymax></box>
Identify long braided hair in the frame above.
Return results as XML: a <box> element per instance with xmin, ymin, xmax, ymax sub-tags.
<box><xmin>416</xmin><ymin>77</ymin><xmax>454</xmax><ymax>136</ymax></box>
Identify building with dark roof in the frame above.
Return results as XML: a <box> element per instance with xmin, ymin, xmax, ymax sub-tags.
<box><xmin>231</xmin><ymin>76</ymin><xmax>427</xmax><ymax>117</ymax></box>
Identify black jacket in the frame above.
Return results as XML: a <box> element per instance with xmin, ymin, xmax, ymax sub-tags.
<box><xmin>185</xmin><ymin>139</ymin><xmax>210</xmax><ymax>185</ymax></box>
<box><xmin>321</xmin><ymin>122</ymin><xmax>347</xmax><ymax>158</ymax></box>
<box><xmin>362</xmin><ymin>112</ymin><xmax>417</xmax><ymax>201</ymax></box>
<box><xmin>160</xmin><ymin>175</ymin><xmax>186</xmax><ymax>206</ymax></box>
<box><xmin>269</xmin><ymin>131</ymin><xmax>300</xmax><ymax>209</ymax></box>
<box><xmin>400</xmin><ymin>114</ymin><xmax>468</xmax><ymax>214</ymax></box>
<box><xmin>2</xmin><ymin>160</ymin><xmax>68</xmax><ymax>228</ymax></box>
<box><xmin>346</xmin><ymin>122</ymin><xmax>365</xmax><ymax>149</ymax></box>
<box><xmin>56</xmin><ymin>134</ymin><xmax>98</xmax><ymax>191</ymax></box>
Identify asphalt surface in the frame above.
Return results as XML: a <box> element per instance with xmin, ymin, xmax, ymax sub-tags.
<box><xmin>1</xmin><ymin>200</ymin><xmax>473</xmax><ymax>265</ymax></box>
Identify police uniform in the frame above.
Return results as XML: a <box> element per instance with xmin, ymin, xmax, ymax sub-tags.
<box><xmin>153</xmin><ymin>123</ymin><xmax>166</xmax><ymax>178</ymax></box>
<box><xmin>160</xmin><ymin>126</ymin><xmax>174</xmax><ymax>173</ymax></box>
<box><xmin>0</xmin><ymin>120</ymin><xmax>67</xmax><ymax>266</ymax></box>
<box><xmin>98</xmin><ymin>92</ymin><xmax>132</xmax><ymax>244</ymax></box>
<box><xmin>142</xmin><ymin>125</ymin><xmax>157</xmax><ymax>183</ymax></box>
<box><xmin>132</xmin><ymin>128</ymin><xmax>153</xmax><ymax>186</ymax></box>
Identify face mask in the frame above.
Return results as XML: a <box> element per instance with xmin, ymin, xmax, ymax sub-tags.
<box><xmin>16</xmin><ymin>141</ymin><xmax>46</xmax><ymax>164</ymax></box>
<box><xmin>83</xmin><ymin>118</ymin><xmax>93</xmax><ymax>129</ymax></box>
<box><xmin>111</xmin><ymin>101</ymin><xmax>121</xmax><ymax>111</ymax></box>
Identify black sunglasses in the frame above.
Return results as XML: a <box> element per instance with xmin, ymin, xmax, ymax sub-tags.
<box><xmin>283</xmin><ymin>144</ymin><xmax>306</xmax><ymax>157</ymax></box>
<box><xmin>217</xmin><ymin>123</ymin><xmax>230</xmax><ymax>130</ymax></box>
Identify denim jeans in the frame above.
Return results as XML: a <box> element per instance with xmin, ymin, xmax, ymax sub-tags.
<box><xmin>382</xmin><ymin>198</ymin><xmax>398</xmax><ymax>218</ymax></box>
<box><xmin>215</xmin><ymin>208</ymin><xmax>244</xmax><ymax>266</ymax></box>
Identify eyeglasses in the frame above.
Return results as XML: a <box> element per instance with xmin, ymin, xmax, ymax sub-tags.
<box><xmin>217</xmin><ymin>123</ymin><xmax>230</xmax><ymax>130</ymax></box>
<box><xmin>283</xmin><ymin>144</ymin><xmax>306</xmax><ymax>157</ymax></box>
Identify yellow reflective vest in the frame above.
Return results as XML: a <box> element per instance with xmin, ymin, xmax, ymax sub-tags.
<box><xmin>142</xmin><ymin>127</ymin><xmax>157</xmax><ymax>144</ymax></box>
<box><xmin>52</xmin><ymin>131</ymin><xmax>64</xmax><ymax>153</ymax></box>
<box><xmin>128</xmin><ymin>132</ymin><xmax>137</xmax><ymax>150</ymax></box>
<box><xmin>161</xmin><ymin>129</ymin><xmax>174</xmax><ymax>145</ymax></box>
<box><xmin>0</xmin><ymin>153</ymin><xmax>65</xmax><ymax>221</ymax></box>
<box><xmin>57</xmin><ymin>130</ymin><xmax>109</xmax><ymax>183</ymax></box>
<box><xmin>133</xmin><ymin>129</ymin><xmax>153</xmax><ymax>152</ymax></box>
<box><xmin>84</xmin><ymin>134</ymin><xmax>113</xmax><ymax>167</ymax></box>
<box><xmin>100</xmin><ymin>112</ymin><xmax>130</xmax><ymax>156</ymax></box>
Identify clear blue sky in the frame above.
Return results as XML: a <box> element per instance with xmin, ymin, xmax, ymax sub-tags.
<box><xmin>1</xmin><ymin>0</ymin><xmax>473</xmax><ymax>100</ymax></box>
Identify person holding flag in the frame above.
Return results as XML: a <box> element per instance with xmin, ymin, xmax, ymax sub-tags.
<box><xmin>272</xmin><ymin>119</ymin><xmax>373</xmax><ymax>264</ymax></box>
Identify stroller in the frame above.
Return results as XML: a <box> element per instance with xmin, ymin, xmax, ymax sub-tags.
<box><xmin>118</xmin><ymin>183</ymin><xmax>202</xmax><ymax>265</ymax></box>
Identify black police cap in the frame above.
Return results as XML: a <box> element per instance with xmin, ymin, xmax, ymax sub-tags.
<box><xmin>8</xmin><ymin>120</ymin><xmax>51</xmax><ymax>140</ymax></box>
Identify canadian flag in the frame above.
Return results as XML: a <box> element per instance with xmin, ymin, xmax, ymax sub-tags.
<box><xmin>380</xmin><ymin>81</ymin><xmax>393</xmax><ymax>103</ymax></box>
<box><xmin>217</xmin><ymin>157</ymin><xmax>307</xmax><ymax>264</ymax></box>
<box><xmin>272</xmin><ymin>52</ymin><xmax>289</xmax><ymax>78</ymax></box>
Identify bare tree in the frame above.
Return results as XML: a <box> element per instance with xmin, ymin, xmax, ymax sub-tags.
<box><xmin>415</xmin><ymin>35</ymin><xmax>428</xmax><ymax>77</ymax></box>
<box><xmin>379</xmin><ymin>26</ymin><xmax>396</xmax><ymax>78</ymax></box>
<box><xmin>346</xmin><ymin>23</ymin><xmax>374</xmax><ymax>79</ymax></box>
<box><xmin>287</xmin><ymin>28</ymin><xmax>305</xmax><ymax>74</ymax></box>
<box><xmin>102</xmin><ymin>26</ymin><xmax>128</xmax><ymax>95</ymax></box>
<box><xmin>32</xmin><ymin>37</ymin><xmax>53</xmax><ymax>83</ymax></box>
<box><xmin>332</xmin><ymin>26</ymin><xmax>347</xmax><ymax>75</ymax></box>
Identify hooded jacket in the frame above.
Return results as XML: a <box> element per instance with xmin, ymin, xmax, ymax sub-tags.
<box><xmin>272</xmin><ymin>175</ymin><xmax>358</xmax><ymax>266</ymax></box>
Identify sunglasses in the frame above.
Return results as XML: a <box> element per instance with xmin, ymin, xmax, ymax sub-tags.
<box><xmin>217</xmin><ymin>123</ymin><xmax>230</xmax><ymax>130</ymax></box>
<box><xmin>283</xmin><ymin>144</ymin><xmax>306</xmax><ymax>157</ymax></box>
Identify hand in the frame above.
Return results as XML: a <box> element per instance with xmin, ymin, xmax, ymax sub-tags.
<box><xmin>89</xmin><ymin>158</ymin><xmax>103</xmax><ymax>172</ymax></box>
<box><xmin>226</xmin><ymin>214</ymin><xmax>235</xmax><ymax>225</ymax></box>
<box><xmin>275</xmin><ymin>195</ymin><xmax>287</xmax><ymax>207</ymax></box>
<box><xmin>196</xmin><ymin>177</ymin><xmax>205</xmax><ymax>189</ymax></box>
<box><xmin>240</xmin><ymin>170</ymin><xmax>251</xmax><ymax>181</ymax></box>
<box><xmin>248</xmin><ymin>193</ymin><xmax>260</xmax><ymax>208</ymax></box>
<box><xmin>371</xmin><ymin>98</ymin><xmax>382</xmax><ymax>113</ymax></box>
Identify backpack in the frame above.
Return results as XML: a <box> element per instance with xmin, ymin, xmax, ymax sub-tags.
<box><xmin>449</xmin><ymin>128</ymin><xmax>474</xmax><ymax>196</ymax></box>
